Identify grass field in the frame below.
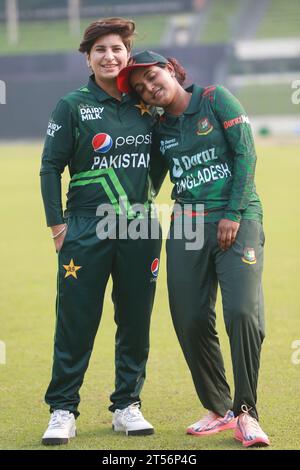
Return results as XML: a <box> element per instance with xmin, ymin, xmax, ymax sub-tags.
<box><xmin>0</xmin><ymin>142</ymin><xmax>300</xmax><ymax>450</ymax></box>
<box><xmin>256</xmin><ymin>0</ymin><xmax>300</xmax><ymax>39</ymax></box>
<box><xmin>235</xmin><ymin>85</ymin><xmax>300</xmax><ymax>116</ymax></box>
<box><xmin>0</xmin><ymin>15</ymin><xmax>168</xmax><ymax>56</ymax></box>
<box><xmin>199</xmin><ymin>0</ymin><xmax>240</xmax><ymax>44</ymax></box>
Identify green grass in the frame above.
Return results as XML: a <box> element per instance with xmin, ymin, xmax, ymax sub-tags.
<box><xmin>0</xmin><ymin>142</ymin><xmax>300</xmax><ymax>450</ymax></box>
<box><xmin>0</xmin><ymin>15</ymin><xmax>168</xmax><ymax>56</ymax></box>
<box><xmin>200</xmin><ymin>0</ymin><xmax>240</xmax><ymax>44</ymax></box>
<box><xmin>256</xmin><ymin>0</ymin><xmax>300</xmax><ymax>38</ymax></box>
<box><xmin>235</xmin><ymin>84</ymin><xmax>299</xmax><ymax>115</ymax></box>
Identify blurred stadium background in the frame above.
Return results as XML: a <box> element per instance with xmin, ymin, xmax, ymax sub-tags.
<box><xmin>1</xmin><ymin>1</ymin><xmax>300</xmax><ymax>451</ymax></box>
<box><xmin>0</xmin><ymin>0</ymin><xmax>299</xmax><ymax>139</ymax></box>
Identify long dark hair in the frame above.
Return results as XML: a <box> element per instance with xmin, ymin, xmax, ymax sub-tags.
<box><xmin>167</xmin><ymin>57</ymin><xmax>186</xmax><ymax>86</ymax></box>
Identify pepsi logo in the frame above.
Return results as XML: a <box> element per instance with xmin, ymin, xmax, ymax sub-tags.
<box><xmin>151</xmin><ymin>258</ymin><xmax>159</xmax><ymax>277</ymax></box>
<box><xmin>92</xmin><ymin>133</ymin><xmax>113</xmax><ymax>153</ymax></box>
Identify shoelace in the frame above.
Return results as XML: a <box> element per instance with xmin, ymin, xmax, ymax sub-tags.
<box><xmin>48</xmin><ymin>410</ymin><xmax>71</xmax><ymax>429</ymax></box>
<box><xmin>123</xmin><ymin>402</ymin><xmax>143</xmax><ymax>422</ymax></box>
<box><xmin>240</xmin><ymin>405</ymin><xmax>261</xmax><ymax>436</ymax></box>
<box><xmin>241</xmin><ymin>404</ymin><xmax>252</xmax><ymax>414</ymax></box>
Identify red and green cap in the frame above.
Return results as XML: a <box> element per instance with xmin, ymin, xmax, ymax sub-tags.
<box><xmin>117</xmin><ymin>50</ymin><xmax>168</xmax><ymax>93</ymax></box>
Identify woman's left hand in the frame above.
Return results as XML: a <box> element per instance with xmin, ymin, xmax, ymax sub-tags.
<box><xmin>217</xmin><ymin>218</ymin><xmax>240</xmax><ymax>251</ymax></box>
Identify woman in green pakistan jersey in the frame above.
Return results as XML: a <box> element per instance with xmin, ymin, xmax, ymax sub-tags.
<box><xmin>40</xmin><ymin>21</ymin><xmax>161</xmax><ymax>445</ymax></box>
<box><xmin>117</xmin><ymin>50</ymin><xmax>270</xmax><ymax>448</ymax></box>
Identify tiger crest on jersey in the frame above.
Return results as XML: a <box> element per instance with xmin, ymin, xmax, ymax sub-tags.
<box><xmin>196</xmin><ymin>118</ymin><xmax>213</xmax><ymax>136</ymax></box>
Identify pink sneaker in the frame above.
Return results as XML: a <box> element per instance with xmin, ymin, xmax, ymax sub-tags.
<box><xmin>234</xmin><ymin>406</ymin><xmax>270</xmax><ymax>447</ymax></box>
<box><xmin>187</xmin><ymin>410</ymin><xmax>237</xmax><ymax>436</ymax></box>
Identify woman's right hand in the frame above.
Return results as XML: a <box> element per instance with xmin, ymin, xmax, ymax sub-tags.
<box><xmin>51</xmin><ymin>223</ymin><xmax>67</xmax><ymax>252</ymax></box>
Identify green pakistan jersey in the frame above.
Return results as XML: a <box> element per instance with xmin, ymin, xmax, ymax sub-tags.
<box><xmin>151</xmin><ymin>84</ymin><xmax>263</xmax><ymax>223</ymax></box>
<box><xmin>40</xmin><ymin>75</ymin><xmax>156</xmax><ymax>226</ymax></box>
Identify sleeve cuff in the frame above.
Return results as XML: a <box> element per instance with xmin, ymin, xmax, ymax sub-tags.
<box><xmin>223</xmin><ymin>210</ymin><xmax>242</xmax><ymax>223</ymax></box>
<box><xmin>46</xmin><ymin>215</ymin><xmax>65</xmax><ymax>227</ymax></box>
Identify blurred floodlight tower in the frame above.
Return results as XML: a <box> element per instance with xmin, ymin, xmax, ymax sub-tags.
<box><xmin>0</xmin><ymin>80</ymin><xmax>6</xmax><ymax>104</ymax></box>
<box><xmin>68</xmin><ymin>0</ymin><xmax>80</xmax><ymax>36</ymax></box>
<box><xmin>6</xmin><ymin>0</ymin><xmax>19</xmax><ymax>44</ymax></box>
<box><xmin>5</xmin><ymin>0</ymin><xmax>81</xmax><ymax>45</ymax></box>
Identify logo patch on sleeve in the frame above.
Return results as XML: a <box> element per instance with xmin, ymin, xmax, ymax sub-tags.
<box><xmin>223</xmin><ymin>115</ymin><xmax>250</xmax><ymax>129</ymax></box>
<box><xmin>47</xmin><ymin>119</ymin><xmax>62</xmax><ymax>137</ymax></box>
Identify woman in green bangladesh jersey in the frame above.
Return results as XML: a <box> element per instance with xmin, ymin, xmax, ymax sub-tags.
<box><xmin>40</xmin><ymin>22</ymin><xmax>161</xmax><ymax>445</ymax></box>
<box><xmin>118</xmin><ymin>50</ymin><xmax>270</xmax><ymax>448</ymax></box>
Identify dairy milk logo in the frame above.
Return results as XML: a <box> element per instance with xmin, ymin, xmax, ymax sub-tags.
<box><xmin>79</xmin><ymin>104</ymin><xmax>104</xmax><ymax>121</ymax></box>
<box><xmin>172</xmin><ymin>158</ymin><xmax>184</xmax><ymax>178</ymax></box>
<box><xmin>92</xmin><ymin>133</ymin><xmax>113</xmax><ymax>153</ymax></box>
<box><xmin>160</xmin><ymin>138</ymin><xmax>178</xmax><ymax>155</ymax></box>
<box><xmin>47</xmin><ymin>119</ymin><xmax>62</xmax><ymax>137</ymax></box>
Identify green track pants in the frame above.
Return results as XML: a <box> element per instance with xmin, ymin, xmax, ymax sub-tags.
<box><xmin>167</xmin><ymin>219</ymin><xmax>265</xmax><ymax>420</ymax></box>
<box><xmin>45</xmin><ymin>215</ymin><xmax>161</xmax><ymax>417</ymax></box>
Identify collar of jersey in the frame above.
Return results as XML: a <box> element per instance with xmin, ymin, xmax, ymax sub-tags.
<box><xmin>163</xmin><ymin>84</ymin><xmax>202</xmax><ymax>121</ymax></box>
<box><xmin>184</xmin><ymin>84</ymin><xmax>203</xmax><ymax>114</ymax></box>
<box><xmin>88</xmin><ymin>75</ymin><xmax>132</xmax><ymax>104</ymax></box>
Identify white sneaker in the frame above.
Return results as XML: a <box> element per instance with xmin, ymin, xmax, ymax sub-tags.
<box><xmin>42</xmin><ymin>410</ymin><xmax>76</xmax><ymax>445</ymax></box>
<box><xmin>112</xmin><ymin>402</ymin><xmax>154</xmax><ymax>436</ymax></box>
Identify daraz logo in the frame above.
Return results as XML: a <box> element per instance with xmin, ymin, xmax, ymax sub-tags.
<box><xmin>172</xmin><ymin>158</ymin><xmax>183</xmax><ymax>178</ymax></box>
<box><xmin>223</xmin><ymin>114</ymin><xmax>249</xmax><ymax>129</ymax></box>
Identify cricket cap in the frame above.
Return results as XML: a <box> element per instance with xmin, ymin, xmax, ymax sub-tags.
<box><xmin>117</xmin><ymin>50</ymin><xmax>168</xmax><ymax>93</ymax></box>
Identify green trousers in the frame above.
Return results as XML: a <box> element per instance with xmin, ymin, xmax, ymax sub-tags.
<box><xmin>167</xmin><ymin>219</ymin><xmax>265</xmax><ymax>420</ymax></box>
<box><xmin>45</xmin><ymin>215</ymin><xmax>161</xmax><ymax>417</ymax></box>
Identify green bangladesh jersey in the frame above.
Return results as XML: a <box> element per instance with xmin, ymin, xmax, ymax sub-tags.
<box><xmin>151</xmin><ymin>84</ymin><xmax>263</xmax><ymax>223</ymax></box>
<box><xmin>40</xmin><ymin>76</ymin><xmax>156</xmax><ymax>226</ymax></box>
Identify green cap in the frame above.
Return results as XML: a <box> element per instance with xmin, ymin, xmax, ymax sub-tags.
<box><xmin>117</xmin><ymin>50</ymin><xmax>168</xmax><ymax>93</ymax></box>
